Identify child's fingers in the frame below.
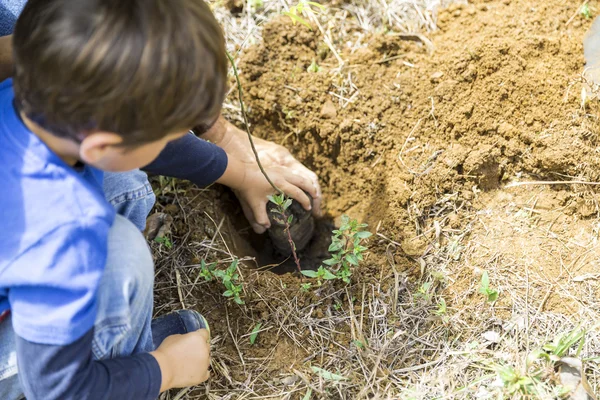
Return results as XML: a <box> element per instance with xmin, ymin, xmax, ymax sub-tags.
<box><xmin>239</xmin><ymin>198</ymin><xmax>267</xmax><ymax>233</ymax></box>
<box><xmin>280</xmin><ymin>182</ymin><xmax>312</xmax><ymax>211</ymax></box>
<box><xmin>284</xmin><ymin>171</ymin><xmax>318</xmax><ymax>204</ymax></box>
<box><xmin>249</xmin><ymin>199</ymin><xmax>271</xmax><ymax>231</ymax></box>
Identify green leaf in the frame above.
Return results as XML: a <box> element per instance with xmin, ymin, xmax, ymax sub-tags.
<box><xmin>301</xmin><ymin>270</ymin><xmax>319</xmax><ymax>278</ymax></box>
<box><xmin>328</xmin><ymin>241</ymin><xmax>344</xmax><ymax>252</ymax></box>
<box><xmin>311</xmin><ymin>366</ymin><xmax>348</xmax><ymax>381</ymax></box>
<box><xmin>282</xmin><ymin>11</ymin><xmax>312</xmax><ymax>29</ymax></box>
<box><xmin>223</xmin><ymin>290</ymin><xmax>234</xmax><ymax>297</ymax></box>
<box><xmin>480</xmin><ymin>271</ymin><xmax>490</xmax><ymax>291</ymax></box>
<box><xmin>322</xmin><ymin>268</ymin><xmax>337</xmax><ymax>280</ymax></box>
<box><xmin>283</xmin><ymin>199</ymin><xmax>293</xmax><ymax>210</ymax></box>
<box><xmin>288</xmin><ymin>215</ymin><xmax>294</xmax><ymax>224</ymax></box>
<box><xmin>353</xmin><ymin>340</ymin><xmax>365</xmax><ymax>349</ymax></box>
<box><xmin>234</xmin><ymin>297</ymin><xmax>245</xmax><ymax>305</ymax></box>
<box><xmin>486</xmin><ymin>290</ymin><xmax>498</xmax><ymax>302</ymax></box>
<box><xmin>355</xmin><ymin>231</ymin><xmax>372</xmax><ymax>239</ymax></box>
<box><xmin>302</xmin><ymin>388</ymin><xmax>312</xmax><ymax>400</ymax></box>
<box><xmin>250</xmin><ymin>323</ymin><xmax>262</xmax><ymax>345</ymax></box>
<box><xmin>322</xmin><ymin>258</ymin><xmax>338</xmax><ymax>266</ymax></box>
<box><xmin>305</xmin><ymin>1</ymin><xmax>326</xmax><ymax>10</ymax></box>
<box><xmin>345</xmin><ymin>254</ymin><xmax>359</xmax><ymax>266</ymax></box>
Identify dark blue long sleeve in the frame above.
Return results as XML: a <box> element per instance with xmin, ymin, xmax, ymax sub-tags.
<box><xmin>143</xmin><ymin>132</ymin><xmax>228</xmax><ymax>187</ymax></box>
<box><xmin>16</xmin><ymin>329</ymin><xmax>162</xmax><ymax>400</ymax></box>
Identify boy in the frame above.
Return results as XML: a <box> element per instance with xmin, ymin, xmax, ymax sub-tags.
<box><xmin>0</xmin><ymin>0</ymin><xmax>320</xmax><ymax>399</ymax></box>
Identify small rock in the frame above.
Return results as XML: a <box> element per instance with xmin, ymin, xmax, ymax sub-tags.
<box><xmin>280</xmin><ymin>375</ymin><xmax>299</xmax><ymax>386</ymax></box>
<box><xmin>430</xmin><ymin>71</ymin><xmax>445</xmax><ymax>83</ymax></box>
<box><xmin>320</xmin><ymin>100</ymin><xmax>337</xmax><ymax>119</ymax></box>
<box><xmin>144</xmin><ymin>213</ymin><xmax>174</xmax><ymax>241</ymax></box>
<box><xmin>573</xmin><ymin>20</ymin><xmax>582</xmax><ymax>28</ymax></box>
<box><xmin>482</xmin><ymin>331</ymin><xmax>501</xmax><ymax>344</ymax></box>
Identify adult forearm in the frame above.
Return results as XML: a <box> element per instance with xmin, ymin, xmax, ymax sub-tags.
<box><xmin>0</xmin><ymin>35</ymin><xmax>13</xmax><ymax>81</ymax></box>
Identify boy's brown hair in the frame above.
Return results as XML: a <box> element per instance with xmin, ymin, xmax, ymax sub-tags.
<box><xmin>13</xmin><ymin>0</ymin><xmax>227</xmax><ymax>144</ymax></box>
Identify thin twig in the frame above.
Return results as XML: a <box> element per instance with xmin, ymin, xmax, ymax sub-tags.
<box><xmin>226</xmin><ymin>51</ymin><xmax>282</xmax><ymax>195</ymax></box>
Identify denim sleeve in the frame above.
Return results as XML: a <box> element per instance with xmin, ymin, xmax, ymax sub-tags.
<box><xmin>0</xmin><ymin>0</ymin><xmax>27</xmax><ymax>36</ymax></box>
<box><xmin>16</xmin><ymin>329</ymin><xmax>161</xmax><ymax>400</ymax></box>
<box><xmin>143</xmin><ymin>132</ymin><xmax>228</xmax><ymax>187</ymax></box>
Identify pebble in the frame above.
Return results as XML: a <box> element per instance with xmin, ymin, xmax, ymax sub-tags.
<box><xmin>320</xmin><ymin>100</ymin><xmax>337</xmax><ymax>119</ymax></box>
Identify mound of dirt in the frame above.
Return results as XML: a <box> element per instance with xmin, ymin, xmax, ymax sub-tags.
<box><xmin>239</xmin><ymin>0</ymin><xmax>600</xmax><ymax>248</ymax></box>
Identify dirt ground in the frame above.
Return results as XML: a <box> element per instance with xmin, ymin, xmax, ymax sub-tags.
<box><xmin>155</xmin><ymin>0</ymin><xmax>600</xmax><ymax>398</ymax></box>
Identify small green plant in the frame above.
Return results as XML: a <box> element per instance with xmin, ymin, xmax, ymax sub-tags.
<box><xmin>268</xmin><ymin>193</ymin><xmax>302</xmax><ymax>274</ymax></box>
<box><xmin>154</xmin><ymin>235</ymin><xmax>173</xmax><ymax>249</ymax></box>
<box><xmin>434</xmin><ymin>298</ymin><xmax>447</xmax><ymax>316</ymax></box>
<box><xmin>249</xmin><ymin>323</ymin><xmax>262</xmax><ymax>345</ymax></box>
<box><xmin>300</xmin><ymin>282</ymin><xmax>312</xmax><ymax>292</ymax></box>
<box><xmin>283</xmin><ymin>1</ymin><xmax>325</xmax><ymax>30</ymax></box>
<box><xmin>200</xmin><ymin>259</ymin><xmax>245</xmax><ymax>305</ymax></box>
<box><xmin>307</xmin><ymin>59</ymin><xmax>321</xmax><ymax>73</ymax></box>
<box><xmin>323</xmin><ymin>215</ymin><xmax>371</xmax><ymax>283</ymax></box>
<box><xmin>479</xmin><ymin>271</ymin><xmax>499</xmax><ymax>302</ymax></box>
<box><xmin>414</xmin><ymin>281</ymin><xmax>433</xmax><ymax>302</ymax></box>
<box><xmin>581</xmin><ymin>3</ymin><xmax>593</xmax><ymax>19</ymax></box>
<box><xmin>301</xmin><ymin>266</ymin><xmax>336</xmax><ymax>286</ymax></box>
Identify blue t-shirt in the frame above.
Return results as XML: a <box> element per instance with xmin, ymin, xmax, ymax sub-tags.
<box><xmin>0</xmin><ymin>79</ymin><xmax>115</xmax><ymax>345</ymax></box>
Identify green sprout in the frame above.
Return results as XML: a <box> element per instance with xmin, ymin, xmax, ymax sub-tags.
<box><xmin>479</xmin><ymin>271</ymin><xmax>499</xmax><ymax>302</ymax></box>
<box><xmin>414</xmin><ymin>281</ymin><xmax>433</xmax><ymax>302</ymax></box>
<box><xmin>307</xmin><ymin>59</ymin><xmax>321</xmax><ymax>73</ymax></box>
<box><xmin>200</xmin><ymin>259</ymin><xmax>245</xmax><ymax>305</ymax></box>
<box><xmin>300</xmin><ymin>282</ymin><xmax>312</xmax><ymax>292</ymax></box>
<box><xmin>154</xmin><ymin>235</ymin><xmax>173</xmax><ymax>249</ymax></box>
<box><xmin>581</xmin><ymin>3</ymin><xmax>593</xmax><ymax>19</ymax></box>
<box><xmin>249</xmin><ymin>323</ymin><xmax>262</xmax><ymax>345</ymax></box>
<box><xmin>283</xmin><ymin>1</ymin><xmax>325</xmax><ymax>30</ymax></box>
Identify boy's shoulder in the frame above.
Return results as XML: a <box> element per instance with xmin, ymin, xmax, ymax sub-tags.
<box><xmin>0</xmin><ymin>79</ymin><xmax>115</xmax><ymax>265</ymax></box>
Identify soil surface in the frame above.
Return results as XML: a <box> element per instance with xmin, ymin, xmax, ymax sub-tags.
<box><xmin>155</xmin><ymin>0</ymin><xmax>600</xmax><ymax>397</ymax></box>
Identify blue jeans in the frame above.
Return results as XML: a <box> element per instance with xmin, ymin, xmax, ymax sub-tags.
<box><xmin>0</xmin><ymin>170</ymin><xmax>156</xmax><ymax>400</ymax></box>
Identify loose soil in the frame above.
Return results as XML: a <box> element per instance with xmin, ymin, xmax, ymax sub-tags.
<box><xmin>155</xmin><ymin>0</ymin><xmax>600</xmax><ymax>398</ymax></box>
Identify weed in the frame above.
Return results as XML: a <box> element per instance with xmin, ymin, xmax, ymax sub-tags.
<box><xmin>479</xmin><ymin>271</ymin><xmax>499</xmax><ymax>302</ymax></box>
<box><xmin>307</xmin><ymin>59</ymin><xmax>321</xmax><ymax>73</ymax></box>
<box><xmin>200</xmin><ymin>259</ymin><xmax>245</xmax><ymax>304</ymax></box>
<box><xmin>434</xmin><ymin>298</ymin><xmax>447</xmax><ymax>316</ymax></box>
<box><xmin>581</xmin><ymin>3</ymin><xmax>593</xmax><ymax>19</ymax></box>
<box><xmin>414</xmin><ymin>281</ymin><xmax>433</xmax><ymax>302</ymax></box>
<box><xmin>154</xmin><ymin>235</ymin><xmax>173</xmax><ymax>249</ymax></box>
<box><xmin>249</xmin><ymin>323</ymin><xmax>262</xmax><ymax>345</ymax></box>
<box><xmin>283</xmin><ymin>1</ymin><xmax>325</xmax><ymax>30</ymax></box>
<box><xmin>300</xmin><ymin>282</ymin><xmax>312</xmax><ymax>292</ymax></box>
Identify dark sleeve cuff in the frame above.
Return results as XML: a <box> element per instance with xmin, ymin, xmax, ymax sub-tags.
<box><xmin>143</xmin><ymin>133</ymin><xmax>228</xmax><ymax>187</ymax></box>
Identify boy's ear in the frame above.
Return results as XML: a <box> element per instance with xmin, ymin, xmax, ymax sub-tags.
<box><xmin>79</xmin><ymin>132</ymin><xmax>123</xmax><ymax>165</ymax></box>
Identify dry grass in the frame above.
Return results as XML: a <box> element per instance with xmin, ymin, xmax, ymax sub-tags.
<box><xmin>153</xmin><ymin>1</ymin><xmax>600</xmax><ymax>399</ymax></box>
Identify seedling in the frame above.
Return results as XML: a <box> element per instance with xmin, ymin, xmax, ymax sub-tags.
<box><xmin>434</xmin><ymin>298</ymin><xmax>447</xmax><ymax>316</ymax></box>
<box><xmin>200</xmin><ymin>259</ymin><xmax>245</xmax><ymax>305</ymax></box>
<box><xmin>581</xmin><ymin>3</ymin><xmax>593</xmax><ymax>19</ymax></box>
<box><xmin>300</xmin><ymin>282</ymin><xmax>312</xmax><ymax>292</ymax></box>
<box><xmin>479</xmin><ymin>271</ymin><xmax>499</xmax><ymax>302</ymax></box>
<box><xmin>249</xmin><ymin>323</ymin><xmax>262</xmax><ymax>345</ymax></box>
<box><xmin>154</xmin><ymin>235</ymin><xmax>173</xmax><ymax>249</ymax></box>
<box><xmin>283</xmin><ymin>1</ymin><xmax>325</xmax><ymax>30</ymax></box>
<box><xmin>414</xmin><ymin>281</ymin><xmax>433</xmax><ymax>302</ymax></box>
<box><xmin>307</xmin><ymin>59</ymin><xmax>321</xmax><ymax>73</ymax></box>
<box><xmin>268</xmin><ymin>193</ymin><xmax>302</xmax><ymax>274</ymax></box>
<box><xmin>321</xmin><ymin>215</ymin><xmax>371</xmax><ymax>283</ymax></box>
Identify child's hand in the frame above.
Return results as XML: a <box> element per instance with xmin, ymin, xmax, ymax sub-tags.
<box><xmin>235</xmin><ymin>164</ymin><xmax>317</xmax><ymax>233</ymax></box>
<box><xmin>150</xmin><ymin>329</ymin><xmax>211</xmax><ymax>392</ymax></box>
